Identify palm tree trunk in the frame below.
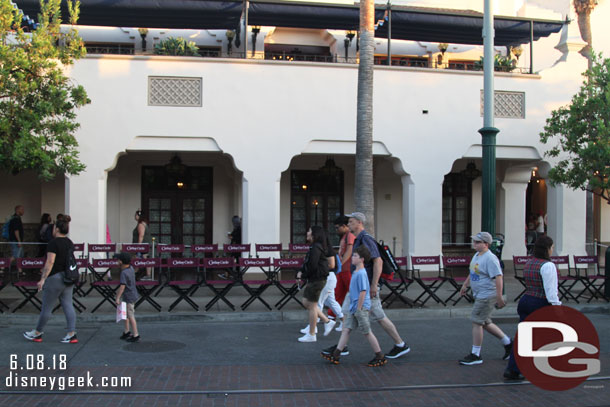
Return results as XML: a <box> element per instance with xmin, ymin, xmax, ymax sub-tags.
<box><xmin>355</xmin><ymin>0</ymin><xmax>375</xmax><ymax>233</ymax></box>
<box><xmin>577</xmin><ymin>9</ymin><xmax>593</xmax><ymax>66</ymax></box>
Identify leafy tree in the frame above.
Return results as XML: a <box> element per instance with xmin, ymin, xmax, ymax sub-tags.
<box><xmin>0</xmin><ymin>0</ymin><xmax>89</xmax><ymax>180</ymax></box>
<box><xmin>154</xmin><ymin>37</ymin><xmax>199</xmax><ymax>56</ymax></box>
<box><xmin>540</xmin><ymin>53</ymin><xmax>610</xmax><ymax>203</ymax></box>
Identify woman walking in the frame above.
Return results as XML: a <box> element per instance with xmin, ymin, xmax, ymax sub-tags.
<box><xmin>23</xmin><ymin>216</ymin><xmax>78</xmax><ymax>343</ymax></box>
<box><xmin>296</xmin><ymin>225</ymin><xmax>336</xmax><ymax>342</ymax></box>
<box><xmin>504</xmin><ymin>235</ymin><xmax>561</xmax><ymax>380</ymax></box>
<box><xmin>133</xmin><ymin>209</ymin><xmax>153</xmax><ymax>280</ymax></box>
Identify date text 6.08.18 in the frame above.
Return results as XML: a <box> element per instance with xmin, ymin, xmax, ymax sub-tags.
<box><xmin>10</xmin><ymin>354</ymin><xmax>67</xmax><ymax>371</ymax></box>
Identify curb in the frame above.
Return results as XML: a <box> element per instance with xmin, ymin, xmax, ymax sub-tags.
<box><xmin>2</xmin><ymin>303</ymin><xmax>608</xmax><ymax>326</ymax></box>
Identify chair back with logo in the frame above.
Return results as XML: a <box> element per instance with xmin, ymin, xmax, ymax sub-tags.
<box><xmin>410</xmin><ymin>255</ymin><xmax>446</xmax><ymax>306</ymax></box>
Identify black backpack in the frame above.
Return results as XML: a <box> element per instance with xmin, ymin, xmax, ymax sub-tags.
<box><xmin>62</xmin><ymin>245</ymin><xmax>79</xmax><ymax>285</ymax></box>
<box><xmin>363</xmin><ymin>233</ymin><xmax>399</xmax><ymax>281</ymax></box>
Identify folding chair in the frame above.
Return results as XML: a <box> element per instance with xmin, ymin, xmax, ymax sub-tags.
<box><xmin>133</xmin><ymin>257</ymin><xmax>162</xmax><ymax>311</ymax></box>
<box><xmin>550</xmin><ymin>256</ymin><xmax>579</xmax><ymax>303</ymax></box>
<box><xmin>154</xmin><ymin>244</ymin><xmax>187</xmax><ymax>296</ymax></box>
<box><xmin>71</xmin><ymin>244</ymin><xmax>88</xmax><ymax>298</ymax></box>
<box><xmin>573</xmin><ymin>255</ymin><xmax>608</xmax><ymax>303</ymax></box>
<box><xmin>442</xmin><ymin>256</ymin><xmax>474</xmax><ymax>305</ymax></box>
<box><xmin>12</xmin><ymin>258</ymin><xmax>45</xmax><ymax>312</ymax></box>
<box><xmin>381</xmin><ymin>256</ymin><xmax>415</xmax><ymax>308</ymax></box>
<box><xmin>273</xmin><ymin>257</ymin><xmax>305</xmax><ymax>309</ymax></box>
<box><xmin>0</xmin><ymin>258</ymin><xmax>9</xmax><ymax>312</ymax></box>
<box><xmin>122</xmin><ymin>243</ymin><xmax>151</xmax><ymax>278</ymax></box>
<box><xmin>223</xmin><ymin>243</ymin><xmax>252</xmax><ymax>280</ymax></box>
<box><xmin>512</xmin><ymin>256</ymin><xmax>532</xmax><ymax>301</ymax></box>
<box><xmin>83</xmin><ymin>243</ymin><xmax>117</xmax><ymax>297</ymax></box>
<box><xmin>202</xmin><ymin>257</ymin><xmax>236</xmax><ymax>311</ymax></box>
<box><xmin>167</xmin><ymin>256</ymin><xmax>202</xmax><ymax>311</ymax></box>
<box><xmin>52</xmin><ymin>257</ymin><xmax>87</xmax><ymax>314</ymax></box>
<box><xmin>89</xmin><ymin>258</ymin><xmax>121</xmax><ymax>312</ymax></box>
<box><xmin>239</xmin><ymin>257</ymin><xmax>273</xmax><ymax>310</ymax></box>
<box><xmin>410</xmin><ymin>256</ymin><xmax>446</xmax><ymax>306</ymax></box>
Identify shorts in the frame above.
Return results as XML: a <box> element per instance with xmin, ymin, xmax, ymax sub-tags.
<box><xmin>369</xmin><ymin>287</ymin><xmax>387</xmax><ymax>322</ymax></box>
<box><xmin>470</xmin><ymin>296</ymin><xmax>496</xmax><ymax>325</ymax></box>
<box><xmin>126</xmin><ymin>303</ymin><xmax>135</xmax><ymax>319</ymax></box>
<box><xmin>303</xmin><ymin>279</ymin><xmax>326</xmax><ymax>303</ymax></box>
<box><xmin>344</xmin><ymin>309</ymin><xmax>372</xmax><ymax>334</ymax></box>
<box><xmin>10</xmin><ymin>242</ymin><xmax>23</xmax><ymax>259</ymax></box>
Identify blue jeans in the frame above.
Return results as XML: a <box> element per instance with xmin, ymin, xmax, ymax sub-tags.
<box><xmin>10</xmin><ymin>242</ymin><xmax>23</xmax><ymax>258</ymax></box>
<box><xmin>506</xmin><ymin>295</ymin><xmax>550</xmax><ymax>373</ymax></box>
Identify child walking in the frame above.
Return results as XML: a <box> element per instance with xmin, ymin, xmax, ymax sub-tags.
<box><xmin>114</xmin><ymin>252</ymin><xmax>140</xmax><ymax>343</ymax></box>
<box><xmin>321</xmin><ymin>246</ymin><xmax>387</xmax><ymax>367</ymax></box>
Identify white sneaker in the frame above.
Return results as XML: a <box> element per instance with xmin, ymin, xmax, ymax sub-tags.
<box><xmin>335</xmin><ymin>321</ymin><xmax>343</xmax><ymax>332</ymax></box>
<box><xmin>300</xmin><ymin>325</ymin><xmax>318</xmax><ymax>334</ymax></box>
<box><xmin>323</xmin><ymin>320</ymin><xmax>336</xmax><ymax>336</ymax></box>
<box><xmin>298</xmin><ymin>333</ymin><xmax>316</xmax><ymax>342</ymax></box>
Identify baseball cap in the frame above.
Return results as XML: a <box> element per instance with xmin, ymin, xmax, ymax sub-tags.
<box><xmin>113</xmin><ymin>252</ymin><xmax>132</xmax><ymax>265</ymax></box>
<box><xmin>471</xmin><ymin>232</ymin><xmax>493</xmax><ymax>244</ymax></box>
<box><xmin>345</xmin><ymin>212</ymin><xmax>366</xmax><ymax>223</ymax></box>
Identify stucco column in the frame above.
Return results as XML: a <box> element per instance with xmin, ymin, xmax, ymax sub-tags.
<box><xmin>401</xmin><ymin>174</ymin><xmax>414</xmax><ymax>259</ymax></box>
<box><xmin>241</xmin><ymin>171</ymin><xmax>281</xmax><ymax>252</ymax></box>
<box><xmin>500</xmin><ymin>166</ymin><xmax>532</xmax><ymax>260</ymax></box>
<box><xmin>66</xmin><ymin>169</ymin><xmax>108</xmax><ymax>246</ymax></box>
<box><xmin>410</xmin><ymin>171</ymin><xmax>443</xmax><ymax>260</ymax></box>
<box><xmin>547</xmin><ymin>184</ymin><xmax>587</xmax><ymax>256</ymax></box>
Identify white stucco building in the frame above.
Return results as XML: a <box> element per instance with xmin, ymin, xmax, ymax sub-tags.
<box><xmin>3</xmin><ymin>0</ymin><xmax>609</xmax><ymax>266</ymax></box>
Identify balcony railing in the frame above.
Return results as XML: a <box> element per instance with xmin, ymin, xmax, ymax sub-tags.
<box><xmin>84</xmin><ymin>48</ymin><xmax>532</xmax><ymax>74</ymax></box>
<box><xmin>85</xmin><ymin>45</ymin><xmax>135</xmax><ymax>55</ymax></box>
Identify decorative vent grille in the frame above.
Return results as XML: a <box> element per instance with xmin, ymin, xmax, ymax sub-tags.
<box><xmin>480</xmin><ymin>91</ymin><xmax>525</xmax><ymax>118</ymax></box>
<box><xmin>148</xmin><ymin>76</ymin><xmax>202</xmax><ymax>107</ymax></box>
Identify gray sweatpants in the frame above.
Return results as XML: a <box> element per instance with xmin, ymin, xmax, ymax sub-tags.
<box><xmin>36</xmin><ymin>272</ymin><xmax>76</xmax><ymax>332</ymax></box>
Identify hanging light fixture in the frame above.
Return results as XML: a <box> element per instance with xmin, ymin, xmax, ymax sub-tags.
<box><xmin>462</xmin><ymin>161</ymin><xmax>481</xmax><ymax>180</ymax></box>
<box><xmin>165</xmin><ymin>155</ymin><xmax>187</xmax><ymax>189</ymax></box>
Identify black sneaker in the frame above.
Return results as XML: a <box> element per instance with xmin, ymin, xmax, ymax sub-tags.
<box><xmin>503</xmin><ymin>341</ymin><xmax>513</xmax><ymax>360</ymax></box>
<box><xmin>367</xmin><ymin>356</ymin><xmax>388</xmax><ymax>367</ymax></box>
<box><xmin>120</xmin><ymin>331</ymin><xmax>132</xmax><ymax>340</ymax></box>
<box><xmin>321</xmin><ymin>353</ymin><xmax>340</xmax><ymax>364</ymax></box>
<box><xmin>503</xmin><ymin>369</ymin><xmax>525</xmax><ymax>381</ymax></box>
<box><xmin>126</xmin><ymin>335</ymin><xmax>140</xmax><ymax>343</ymax></box>
<box><xmin>459</xmin><ymin>353</ymin><xmax>483</xmax><ymax>365</ymax></box>
<box><xmin>321</xmin><ymin>345</ymin><xmax>349</xmax><ymax>356</ymax></box>
<box><xmin>386</xmin><ymin>344</ymin><xmax>410</xmax><ymax>359</ymax></box>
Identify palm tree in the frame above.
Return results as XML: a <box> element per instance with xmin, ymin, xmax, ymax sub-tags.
<box><xmin>355</xmin><ymin>0</ymin><xmax>375</xmax><ymax>233</ymax></box>
<box><xmin>573</xmin><ymin>0</ymin><xmax>599</xmax><ymax>64</ymax></box>
<box><xmin>573</xmin><ymin>0</ymin><xmax>600</xmax><ymax>251</ymax></box>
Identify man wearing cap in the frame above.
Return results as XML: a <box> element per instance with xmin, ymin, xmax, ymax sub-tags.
<box><xmin>458</xmin><ymin>232</ymin><xmax>511</xmax><ymax>365</ymax></box>
<box><xmin>345</xmin><ymin>212</ymin><xmax>410</xmax><ymax>359</ymax></box>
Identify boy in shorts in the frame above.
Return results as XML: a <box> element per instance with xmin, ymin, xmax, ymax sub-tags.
<box><xmin>321</xmin><ymin>246</ymin><xmax>387</xmax><ymax>367</ymax></box>
<box><xmin>114</xmin><ymin>252</ymin><xmax>140</xmax><ymax>343</ymax></box>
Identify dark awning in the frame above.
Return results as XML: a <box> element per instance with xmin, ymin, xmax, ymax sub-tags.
<box><xmin>373</xmin><ymin>7</ymin><xmax>564</xmax><ymax>46</ymax></box>
<box><xmin>14</xmin><ymin>0</ymin><xmax>564</xmax><ymax>46</ymax></box>
<box><xmin>14</xmin><ymin>0</ymin><xmax>243</xmax><ymax>30</ymax></box>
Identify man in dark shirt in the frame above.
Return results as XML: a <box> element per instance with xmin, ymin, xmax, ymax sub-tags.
<box><xmin>347</xmin><ymin>212</ymin><xmax>410</xmax><ymax>359</ymax></box>
<box><xmin>9</xmin><ymin>205</ymin><xmax>25</xmax><ymax>274</ymax></box>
